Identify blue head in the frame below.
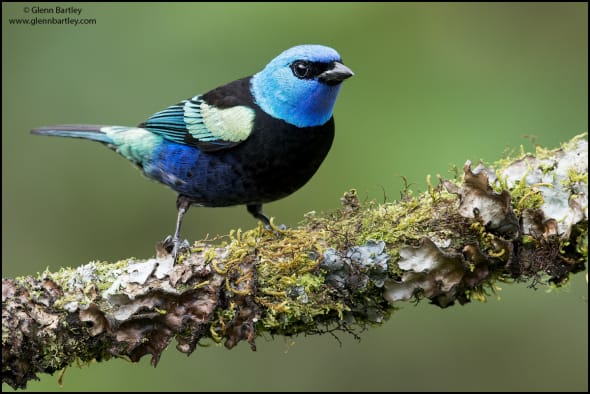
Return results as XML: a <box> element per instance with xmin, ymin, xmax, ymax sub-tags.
<box><xmin>251</xmin><ymin>45</ymin><xmax>353</xmax><ymax>128</ymax></box>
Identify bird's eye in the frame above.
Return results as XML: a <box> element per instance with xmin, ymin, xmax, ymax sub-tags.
<box><xmin>291</xmin><ymin>61</ymin><xmax>311</xmax><ymax>79</ymax></box>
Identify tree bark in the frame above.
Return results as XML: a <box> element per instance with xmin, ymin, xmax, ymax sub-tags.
<box><xmin>2</xmin><ymin>134</ymin><xmax>587</xmax><ymax>389</ymax></box>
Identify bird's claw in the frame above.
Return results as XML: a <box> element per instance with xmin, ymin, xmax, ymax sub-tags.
<box><xmin>264</xmin><ymin>223</ymin><xmax>287</xmax><ymax>231</ymax></box>
<box><xmin>263</xmin><ymin>221</ymin><xmax>287</xmax><ymax>238</ymax></box>
<box><xmin>161</xmin><ymin>235</ymin><xmax>191</xmax><ymax>262</ymax></box>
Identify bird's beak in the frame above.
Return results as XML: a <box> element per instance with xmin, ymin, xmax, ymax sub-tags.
<box><xmin>319</xmin><ymin>62</ymin><xmax>354</xmax><ymax>85</ymax></box>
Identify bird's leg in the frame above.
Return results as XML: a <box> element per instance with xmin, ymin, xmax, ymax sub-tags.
<box><xmin>163</xmin><ymin>195</ymin><xmax>192</xmax><ymax>262</ymax></box>
<box><xmin>246</xmin><ymin>203</ymin><xmax>286</xmax><ymax>234</ymax></box>
<box><xmin>247</xmin><ymin>203</ymin><xmax>271</xmax><ymax>227</ymax></box>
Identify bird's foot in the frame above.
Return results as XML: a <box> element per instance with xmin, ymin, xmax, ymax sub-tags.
<box><xmin>159</xmin><ymin>235</ymin><xmax>191</xmax><ymax>262</ymax></box>
<box><xmin>263</xmin><ymin>218</ymin><xmax>287</xmax><ymax>237</ymax></box>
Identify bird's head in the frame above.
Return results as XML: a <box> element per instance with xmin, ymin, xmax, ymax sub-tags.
<box><xmin>251</xmin><ymin>45</ymin><xmax>354</xmax><ymax>128</ymax></box>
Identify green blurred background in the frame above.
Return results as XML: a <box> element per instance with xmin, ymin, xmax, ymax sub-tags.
<box><xmin>2</xmin><ymin>2</ymin><xmax>587</xmax><ymax>391</ymax></box>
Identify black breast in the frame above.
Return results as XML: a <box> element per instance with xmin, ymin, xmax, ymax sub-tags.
<box><xmin>235</xmin><ymin>111</ymin><xmax>335</xmax><ymax>204</ymax></box>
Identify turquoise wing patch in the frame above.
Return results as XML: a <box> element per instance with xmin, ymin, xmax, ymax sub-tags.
<box><xmin>141</xmin><ymin>102</ymin><xmax>188</xmax><ymax>145</ymax></box>
<box><xmin>141</xmin><ymin>95</ymin><xmax>255</xmax><ymax>151</ymax></box>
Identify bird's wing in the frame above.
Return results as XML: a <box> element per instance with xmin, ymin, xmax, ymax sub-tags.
<box><xmin>140</xmin><ymin>95</ymin><xmax>255</xmax><ymax>152</ymax></box>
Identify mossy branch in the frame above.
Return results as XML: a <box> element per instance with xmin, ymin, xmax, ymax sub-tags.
<box><xmin>2</xmin><ymin>134</ymin><xmax>588</xmax><ymax>389</ymax></box>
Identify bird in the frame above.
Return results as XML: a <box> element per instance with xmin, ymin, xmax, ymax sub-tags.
<box><xmin>31</xmin><ymin>44</ymin><xmax>354</xmax><ymax>261</ymax></box>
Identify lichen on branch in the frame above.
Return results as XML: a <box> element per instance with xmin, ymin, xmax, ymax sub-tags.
<box><xmin>2</xmin><ymin>134</ymin><xmax>587</xmax><ymax>389</ymax></box>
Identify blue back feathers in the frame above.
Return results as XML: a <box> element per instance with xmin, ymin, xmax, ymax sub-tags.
<box><xmin>251</xmin><ymin>45</ymin><xmax>346</xmax><ymax>128</ymax></box>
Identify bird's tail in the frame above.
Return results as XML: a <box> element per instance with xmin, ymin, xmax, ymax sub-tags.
<box><xmin>31</xmin><ymin>124</ymin><xmax>115</xmax><ymax>144</ymax></box>
<box><xmin>32</xmin><ymin>124</ymin><xmax>160</xmax><ymax>166</ymax></box>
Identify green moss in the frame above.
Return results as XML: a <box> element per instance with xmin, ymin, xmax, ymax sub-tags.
<box><xmin>564</xmin><ymin>167</ymin><xmax>588</xmax><ymax>190</ymax></box>
<box><xmin>203</xmin><ymin>184</ymin><xmax>497</xmax><ymax>335</ymax></box>
<box><xmin>207</xmin><ymin>208</ymin><xmax>399</xmax><ymax>336</ymax></box>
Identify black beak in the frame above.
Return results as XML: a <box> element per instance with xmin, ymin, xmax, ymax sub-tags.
<box><xmin>319</xmin><ymin>61</ymin><xmax>354</xmax><ymax>85</ymax></box>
